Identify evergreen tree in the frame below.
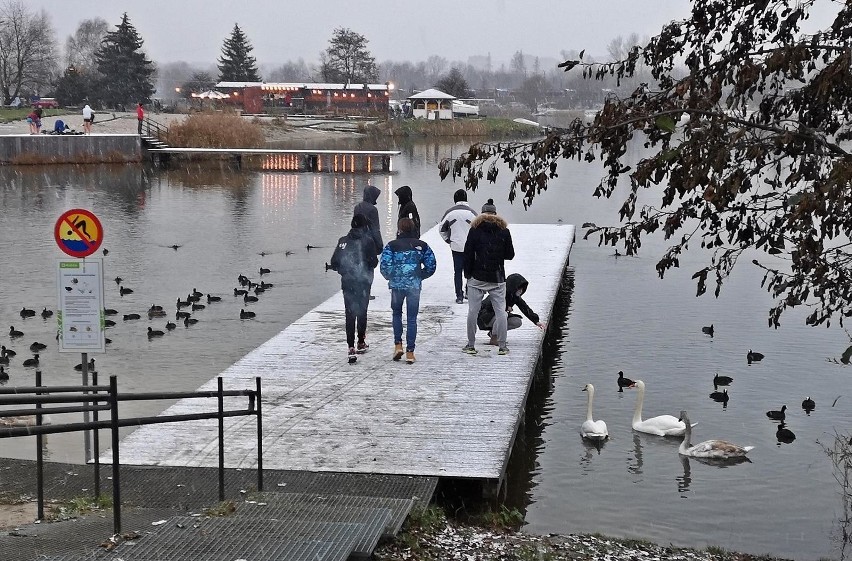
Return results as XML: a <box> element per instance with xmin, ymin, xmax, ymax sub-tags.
<box><xmin>55</xmin><ymin>66</ymin><xmax>93</xmax><ymax>106</ymax></box>
<box><xmin>95</xmin><ymin>13</ymin><xmax>155</xmax><ymax>108</ymax></box>
<box><xmin>218</xmin><ymin>24</ymin><xmax>261</xmax><ymax>82</ymax></box>
<box><xmin>435</xmin><ymin>68</ymin><xmax>470</xmax><ymax>99</ymax></box>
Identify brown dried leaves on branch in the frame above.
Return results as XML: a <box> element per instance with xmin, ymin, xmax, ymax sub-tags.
<box><xmin>443</xmin><ymin>0</ymin><xmax>852</xmax><ymax>328</ymax></box>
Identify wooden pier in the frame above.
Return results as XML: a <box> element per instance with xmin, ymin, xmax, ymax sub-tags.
<box><xmin>111</xmin><ymin>224</ymin><xmax>575</xmax><ymax>488</ymax></box>
<box><xmin>147</xmin><ymin>147</ymin><xmax>401</xmax><ymax>172</ymax></box>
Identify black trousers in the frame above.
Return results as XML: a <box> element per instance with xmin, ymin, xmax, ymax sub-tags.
<box><xmin>342</xmin><ymin>282</ymin><xmax>371</xmax><ymax>348</ymax></box>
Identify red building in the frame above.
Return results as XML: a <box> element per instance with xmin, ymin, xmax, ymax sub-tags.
<box><xmin>215</xmin><ymin>82</ymin><xmax>392</xmax><ymax>115</ymax></box>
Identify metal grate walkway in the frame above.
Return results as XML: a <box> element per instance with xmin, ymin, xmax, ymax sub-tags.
<box><xmin>0</xmin><ymin>459</ymin><xmax>437</xmax><ymax>561</ymax></box>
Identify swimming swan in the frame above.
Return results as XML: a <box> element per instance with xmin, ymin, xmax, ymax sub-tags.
<box><xmin>630</xmin><ymin>380</ymin><xmax>689</xmax><ymax>436</ymax></box>
<box><xmin>580</xmin><ymin>384</ymin><xmax>608</xmax><ymax>441</ymax></box>
<box><xmin>677</xmin><ymin>410</ymin><xmax>754</xmax><ymax>459</ymax></box>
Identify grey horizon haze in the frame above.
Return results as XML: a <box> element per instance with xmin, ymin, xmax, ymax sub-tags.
<box><xmin>37</xmin><ymin>0</ymin><xmax>691</xmax><ymax>68</ymax></box>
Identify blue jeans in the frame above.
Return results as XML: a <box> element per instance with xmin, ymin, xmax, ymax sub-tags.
<box><xmin>391</xmin><ymin>288</ymin><xmax>420</xmax><ymax>351</ymax></box>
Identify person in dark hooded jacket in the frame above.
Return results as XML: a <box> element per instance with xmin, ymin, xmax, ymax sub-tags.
<box><xmin>330</xmin><ymin>214</ymin><xmax>379</xmax><ymax>363</ymax></box>
<box><xmin>477</xmin><ymin>273</ymin><xmax>546</xmax><ymax>344</ymax></box>
<box><xmin>462</xmin><ymin>199</ymin><xmax>515</xmax><ymax>355</ymax></box>
<box><xmin>394</xmin><ymin>185</ymin><xmax>421</xmax><ymax>238</ymax></box>
<box><xmin>353</xmin><ymin>184</ymin><xmax>383</xmax><ymax>255</ymax></box>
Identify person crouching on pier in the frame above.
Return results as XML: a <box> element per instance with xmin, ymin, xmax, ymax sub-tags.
<box><xmin>380</xmin><ymin>217</ymin><xmax>437</xmax><ymax>364</ymax></box>
<box><xmin>477</xmin><ymin>273</ymin><xmax>546</xmax><ymax>345</ymax></box>
<box><xmin>330</xmin><ymin>214</ymin><xmax>379</xmax><ymax>364</ymax></box>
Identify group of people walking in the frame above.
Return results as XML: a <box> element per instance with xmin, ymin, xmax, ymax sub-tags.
<box><xmin>329</xmin><ymin>184</ymin><xmax>544</xmax><ymax>365</ymax></box>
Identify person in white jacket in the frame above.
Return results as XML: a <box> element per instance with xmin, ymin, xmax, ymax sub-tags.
<box><xmin>439</xmin><ymin>189</ymin><xmax>478</xmax><ymax>303</ymax></box>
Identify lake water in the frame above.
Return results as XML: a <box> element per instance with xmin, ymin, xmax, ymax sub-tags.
<box><xmin>0</xmin><ymin>138</ymin><xmax>848</xmax><ymax>560</ymax></box>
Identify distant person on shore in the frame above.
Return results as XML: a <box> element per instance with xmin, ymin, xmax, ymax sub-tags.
<box><xmin>26</xmin><ymin>108</ymin><xmax>42</xmax><ymax>134</ymax></box>
<box><xmin>136</xmin><ymin>102</ymin><xmax>144</xmax><ymax>135</ymax></box>
<box><xmin>394</xmin><ymin>185</ymin><xmax>421</xmax><ymax>238</ymax></box>
<box><xmin>380</xmin><ymin>217</ymin><xmax>437</xmax><ymax>364</ymax></box>
<box><xmin>82</xmin><ymin>104</ymin><xmax>93</xmax><ymax>134</ymax></box>
<box><xmin>477</xmin><ymin>273</ymin><xmax>546</xmax><ymax>345</ymax></box>
<box><xmin>329</xmin><ymin>214</ymin><xmax>379</xmax><ymax>364</ymax></box>
<box><xmin>353</xmin><ymin>184</ymin><xmax>383</xmax><ymax>256</ymax></box>
<box><xmin>462</xmin><ymin>199</ymin><xmax>515</xmax><ymax>356</ymax></box>
<box><xmin>439</xmin><ymin>188</ymin><xmax>478</xmax><ymax>304</ymax></box>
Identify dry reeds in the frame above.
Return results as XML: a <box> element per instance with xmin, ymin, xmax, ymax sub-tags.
<box><xmin>165</xmin><ymin>111</ymin><xmax>265</xmax><ymax>148</ymax></box>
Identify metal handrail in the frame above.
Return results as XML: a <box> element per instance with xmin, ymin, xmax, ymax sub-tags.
<box><xmin>142</xmin><ymin>116</ymin><xmax>170</xmax><ymax>144</ymax></box>
<box><xmin>0</xmin><ymin>372</ymin><xmax>263</xmax><ymax>534</ymax></box>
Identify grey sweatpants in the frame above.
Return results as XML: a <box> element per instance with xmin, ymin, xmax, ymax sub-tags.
<box><xmin>467</xmin><ymin>279</ymin><xmax>507</xmax><ymax>347</ymax></box>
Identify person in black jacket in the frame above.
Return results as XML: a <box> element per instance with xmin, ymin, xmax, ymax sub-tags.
<box><xmin>394</xmin><ymin>185</ymin><xmax>421</xmax><ymax>238</ymax></box>
<box><xmin>330</xmin><ymin>214</ymin><xmax>379</xmax><ymax>363</ymax></box>
<box><xmin>462</xmin><ymin>199</ymin><xmax>515</xmax><ymax>355</ymax></box>
<box><xmin>477</xmin><ymin>273</ymin><xmax>546</xmax><ymax>345</ymax></box>
<box><xmin>353</xmin><ymin>184</ymin><xmax>383</xmax><ymax>255</ymax></box>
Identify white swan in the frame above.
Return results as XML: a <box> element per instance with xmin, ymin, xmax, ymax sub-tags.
<box><xmin>580</xmin><ymin>384</ymin><xmax>608</xmax><ymax>441</ymax></box>
<box><xmin>677</xmin><ymin>410</ymin><xmax>754</xmax><ymax>459</ymax></box>
<box><xmin>630</xmin><ymin>380</ymin><xmax>688</xmax><ymax>436</ymax></box>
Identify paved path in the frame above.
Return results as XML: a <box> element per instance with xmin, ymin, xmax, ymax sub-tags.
<box><xmin>108</xmin><ymin>224</ymin><xmax>575</xmax><ymax>481</ymax></box>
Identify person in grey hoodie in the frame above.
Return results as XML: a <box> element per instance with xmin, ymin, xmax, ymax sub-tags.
<box><xmin>353</xmin><ymin>184</ymin><xmax>383</xmax><ymax>255</ymax></box>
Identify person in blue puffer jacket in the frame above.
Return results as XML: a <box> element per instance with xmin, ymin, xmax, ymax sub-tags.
<box><xmin>380</xmin><ymin>217</ymin><xmax>437</xmax><ymax>364</ymax></box>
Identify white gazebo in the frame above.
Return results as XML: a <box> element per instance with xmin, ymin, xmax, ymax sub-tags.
<box><xmin>408</xmin><ymin>88</ymin><xmax>456</xmax><ymax>120</ymax></box>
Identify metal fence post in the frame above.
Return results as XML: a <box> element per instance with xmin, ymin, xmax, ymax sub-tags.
<box><xmin>256</xmin><ymin>376</ymin><xmax>263</xmax><ymax>492</ymax></box>
<box><xmin>217</xmin><ymin>377</ymin><xmax>225</xmax><ymax>502</ymax></box>
<box><xmin>35</xmin><ymin>370</ymin><xmax>44</xmax><ymax>521</ymax></box>
<box><xmin>109</xmin><ymin>375</ymin><xmax>121</xmax><ymax>535</ymax></box>
<box><xmin>92</xmin><ymin>370</ymin><xmax>100</xmax><ymax>499</ymax></box>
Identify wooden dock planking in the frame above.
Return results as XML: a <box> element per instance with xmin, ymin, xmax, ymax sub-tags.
<box><xmin>111</xmin><ymin>224</ymin><xmax>575</xmax><ymax>481</ymax></box>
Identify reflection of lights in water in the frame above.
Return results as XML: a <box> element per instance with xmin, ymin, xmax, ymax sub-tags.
<box><xmin>260</xmin><ymin>173</ymin><xmax>299</xmax><ymax>218</ymax></box>
<box><xmin>312</xmin><ymin>176</ymin><xmax>323</xmax><ymax>216</ymax></box>
<box><xmin>332</xmin><ymin>176</ymin><xmax>356</xmax><ymax>200</ymax></box>
<box><xmin>384</xmin><ymin>176</ymin><xmax>395</xmax><ymax>232</ymax></box>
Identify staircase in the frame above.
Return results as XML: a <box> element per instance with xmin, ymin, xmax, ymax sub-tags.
<box><xmin>140</xmin><ymin>116</ymin><xmax>171</xmax><ymax>150</ymax></box>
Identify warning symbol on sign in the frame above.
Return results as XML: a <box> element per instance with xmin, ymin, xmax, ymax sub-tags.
<box><xmin>54</xmin><ymin>208</ymin><xmax>103</xmax><ymax>258</ymax></box>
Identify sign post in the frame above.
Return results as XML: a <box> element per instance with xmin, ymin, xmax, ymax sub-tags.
<box><xmin>54</xmin><ymin>209</ymin><xmax>105</xmax><ymax>463</ymax></box>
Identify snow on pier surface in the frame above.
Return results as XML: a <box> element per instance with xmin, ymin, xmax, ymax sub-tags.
<box><xmin>111</xmin><ymin>224</ymin><xmax>575</xmax><ymax>480</ymax></box>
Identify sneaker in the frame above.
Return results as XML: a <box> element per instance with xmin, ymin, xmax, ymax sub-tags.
<box><xmin>392</xmin><ymin>342</ymin><xmax>404</xmax><ymax>361</ymax></box>
<box><xmin>348</xmin><ymin>347</ymin><xmax>357</xmax><ymax>364</ymax></box>
<box><xmin>455</xmin><ymin>297</ymin><xmax>464</xmax><ymax>304</ymax></box>
<box><xmin>405</xmin><ymin>350</ymin><xmax>415</xmax><ymax>364</ymax></box>
<box><xmin>498</xmin><ymin>347</ymin><xmax>510</xmax><ymax>355</ymax></box>
<box><xmin>462</xmin><ymin>345</ymin><xmax>477</xmax><ymax>355</ymax></box>
<box><xmin>357</xmin><ymin>341</ymin><xmax>369</xmax><ymax>354</ymax></box>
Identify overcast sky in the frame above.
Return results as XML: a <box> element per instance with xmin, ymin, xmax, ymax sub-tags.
<box><xmin>37</xmin><ymin>0</ymin><xmax>694</xmax><ymax>68</ymax></box>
